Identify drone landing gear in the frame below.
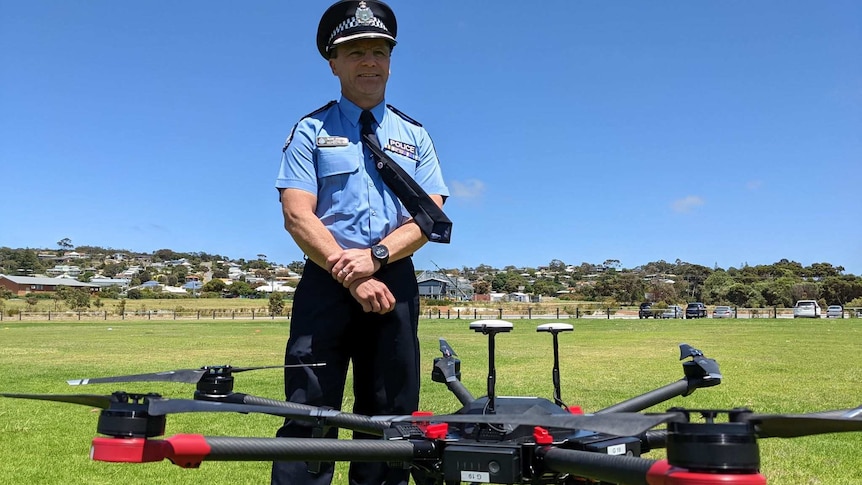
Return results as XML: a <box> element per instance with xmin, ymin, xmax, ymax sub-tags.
<box><xmin>469</xmin><ymin>319</ymin><xmax>513</xmax><ymax>415</ymax></box>
<box><xmin>536</xmin><ymin>322</ymin><xmax>574</xmax><ymax>410</ymax></box>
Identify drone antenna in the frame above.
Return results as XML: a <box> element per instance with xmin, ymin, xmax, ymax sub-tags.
<box><xmin>537</xmin><ymin>323</ymin><xmax>574</xmax><ymax>410</ymax></box>
<box><xmin>469</xmin><ymin>319</ymin><xmax>513</xmax><ymax>414</ymax></box>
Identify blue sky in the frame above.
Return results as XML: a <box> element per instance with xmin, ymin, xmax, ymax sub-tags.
<box><xmin>2</xmin><ymin>1</ymin><xmax>860</xmax><ymax>275</ymax></box>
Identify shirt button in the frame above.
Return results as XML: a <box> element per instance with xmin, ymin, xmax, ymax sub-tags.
<box><xmin>371</xmin><ymin>210</ymin><xmax>377</xmax><ymax>216</ymax></box>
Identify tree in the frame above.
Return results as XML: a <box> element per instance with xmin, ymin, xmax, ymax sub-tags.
<box><xmin>288</xmin><ymin>260</ymin><xmax>306</xmax><ymax>274</ymax></box>
<box><xmin>473</xmin><ymin>280</ymin><xmax>491</xmax><ymax>295</ymax></box>
<box><xmin>56</xmin><ymin>286</ymin><xmax>90</xmax><ymax>311</ymax></box>
<box><xmin>57</xmin><ymin>238</ymin><xmax>73</xmax><ymax>250</ymax></box>
<box><xmin>202</xmin><ymin>279</ymin><xmax>227</xmax><ymax>293</ymax></box>
<box><xmin>269</xmin><ymin>292</ymin><xmax>285</xmax><ymax>315</ymax></box>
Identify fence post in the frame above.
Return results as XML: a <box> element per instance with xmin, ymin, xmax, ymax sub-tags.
<box><xmin>252</xmin><ymin>309</ymin><xmax>255</xmax><ymax>320</ymax></box>
<box><xmin>607</xmin><ymin>308</ymin><xmax>611</xmax><ymax>319</ymax></box>
<box><xmin>78</xmin><ymin>311</ymin><xmax>81</xmax><ymax>321</ymax></box>
<box><xmin>576</xmin><ymin>308</ymin><xmax>580</xmax><ymax>319</ymax></box>
<box><xmin>457</xmin><ymin>309</ymin><xmax>460</xmax><ymax>319</ymax></box>
<box><xmin>528</xmin><ymin>308</ymin><xmax>532</xmax><ymax>319</ymax></box>
<box><xmin>48</xmin><ymin>311</ymin><xmax>51</xmax><ymax>321</ymax></box>
<box><xmin>474</xmin><ymin>309</ymin><xmax>477</xmax><ymax>319</ymax></box>
<box><xmin>773</xmin><ymin>306</ymin><xmax>777</xmax><ymax>319</ymax></box>
<box><xmin>447</xmin><ymin>309</ymin><xmax>450</xmax><ymax>319</ymax></box>
<box><xmin>498</xmin><ymin>308</ymin><xmax>503</xmax><ymax>319</ymax></box>
<box><xmin>556</xmin><ymin>308</ymin><xmax>559</xmax><ymax>319</ymax></box>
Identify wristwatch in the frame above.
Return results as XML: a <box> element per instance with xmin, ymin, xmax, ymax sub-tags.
<box><xmin>371</xmin><ymin>244</ymin><xmax>389</xmax><ymax>268</ymax></box>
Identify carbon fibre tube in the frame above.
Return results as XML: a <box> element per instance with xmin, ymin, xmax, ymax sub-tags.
<box><xmin>540</xmin><ymin>447</ymin><xmax>656</xmax><ymax>485</ymax></box>
<box><xmin>239</xmin><ymin>394</ymin><xmax>391</xmax><ymax>436</ymax></box>
<box><xmin>204</xmin><ymin>437</ymin><xmax>429</xmax><ymax>462</ymax></box>
<box><xmin>641</xmin><ymin>430</ymin><xmax>668</xmax><ymax>453</ymax></box>
<box><xmin>595</xmin><ymin>380</ymin><xmax>690</xmax><ymax>414</ymax></box>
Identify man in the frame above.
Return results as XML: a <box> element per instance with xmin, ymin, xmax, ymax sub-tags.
<box><xmin>271</xmin><ymin>1</ymin><xmax>449</xmax><ymax>484</ymax></box>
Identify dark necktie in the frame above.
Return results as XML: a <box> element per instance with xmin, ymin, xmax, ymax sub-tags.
<box><xmin>359</xmin><ymin>110</ymin><xmax>452</xmax><ymax>244</ymax></box>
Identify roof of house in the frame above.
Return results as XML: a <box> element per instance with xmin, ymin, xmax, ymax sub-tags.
<box><xmin>0</xmin><ymin>274</ymin><xmax>99</xmax><ymax>288</ymax></box>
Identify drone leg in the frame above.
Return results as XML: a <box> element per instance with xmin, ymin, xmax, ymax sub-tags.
<box><xmin>551</xmin><ymin>332</ymin><xmax>566</xmax><ymax>409</ymax></box>
<box><xmin>536</xmin><ymin>323</ymin><xmax>574</xmax><ymax>410</ymax></box>
<box><xmin>487</xmin><ymin>331</ymin><xmax>498</xmax><ymax>414</ymax></box>
<box><xmin>469</xmin><ymin>320</ymin><xmax>513</xmax><ymax>414</ymax></box>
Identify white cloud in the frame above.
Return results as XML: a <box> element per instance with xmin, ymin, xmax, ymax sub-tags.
<box><xmin>672</xmin><ymin>195</ymin><xmax>705</xmax><ymax>213</ymax></box>
<box><xmin>449</xmin><ymin>179</ymin><xmax>485</xmax><ymax>199</ymax></box>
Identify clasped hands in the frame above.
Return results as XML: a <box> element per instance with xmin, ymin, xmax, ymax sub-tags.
<box><xmin>327</xmin><ymin>248</ymin><xmax>395</xmax><ymax>314</ymax></box>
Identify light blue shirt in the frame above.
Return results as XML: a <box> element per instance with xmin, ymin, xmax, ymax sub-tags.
<box><xmin>276</xmin><ymin>97</ymin><xmax>449</xmax><ymax>249</ymax></box>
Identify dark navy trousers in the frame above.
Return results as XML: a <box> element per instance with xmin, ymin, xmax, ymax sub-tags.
<box><xmin>271</xmin><ymin>258</ymin><xmax>420</xmax><ymax>485</ymax></box>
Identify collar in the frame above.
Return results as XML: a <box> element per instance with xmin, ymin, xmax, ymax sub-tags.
<box><xmin>339</xmin><ymin>96</ymin><xmax>386</xmax><ymax>128</ymax></box>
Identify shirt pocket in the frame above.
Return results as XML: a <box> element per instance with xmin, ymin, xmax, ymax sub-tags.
<box><xmin>316</xmin><ymin>147</ymin><xmax>360</xmax><ymax>212</ymax></box>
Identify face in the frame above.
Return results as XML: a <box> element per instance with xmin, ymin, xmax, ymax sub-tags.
<box><xmin>329</xmin><ymin>38</ymin><xmax>391</xmax><ymax>109</ymax></box>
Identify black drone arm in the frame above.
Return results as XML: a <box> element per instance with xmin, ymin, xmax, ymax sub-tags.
<box><xmin>91</xmin><ymin>435</ymin><xmax>436</xmax><ymax>468</ymax></box>
<box><xmin>596</xmin><ymin>345</ymin><xmax>721</xmax><ymax>414</ymax></box>
<box><xmin>220</xmin><ymin>393</ymin><xmax>392</xmax><ymax>436</ymax></box>
<box><xmin>595</xmin><ymin>379</ymin><xmax>692</xmax><ymax>414</ymax></box>
<box><xmin>539</xmin><ymin>446</ymin><xmax>657</xmax><ymax>485</ymax></box>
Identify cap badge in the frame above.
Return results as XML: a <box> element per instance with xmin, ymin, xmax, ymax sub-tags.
<box><xmin>355</xmin><ymin>2</ymin><xmax>375</xmax><ymax>25</ymax></box>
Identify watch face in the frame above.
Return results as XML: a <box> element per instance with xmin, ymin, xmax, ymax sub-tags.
<box><xmin>373</xmin><ymin>245</ymin><xmax>389</xmax><ymax>259</ymax></box>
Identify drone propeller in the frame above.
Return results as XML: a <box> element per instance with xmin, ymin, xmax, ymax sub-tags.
<box><xmin>0</xmin><ymin>392</ymin><xmax>120</xmax><ymax>409</ymax></box>
<box><xmin>66</xmin><ymin>363</ymin><xmax>324</xmax><ymax>386</ymax></box>
<box><xmin>735</xmin><ymin>406</ymin><xmax>862</xmax><ymax>438</ymax></box>
<box><xmin>439</xmin><ymin>338</ymin><xmax>457</xmax><ymax>358</ymax></box>
<box><xmin>379</xmin><ymin>411</ymin><xmax>686</xmax><ymax>437</ymax></box>
<box><xmin>1</xmin><ymin>391</ymin><xmax>683</xmax><ymax>437</ymax></box>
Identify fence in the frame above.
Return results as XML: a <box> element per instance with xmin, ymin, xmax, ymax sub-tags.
<box><xmin>3</xmin><ymin>306</ymin><xmax>859</xmax><ymax>322</ymax></box>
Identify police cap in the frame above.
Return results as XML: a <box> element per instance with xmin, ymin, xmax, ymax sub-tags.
<box><xmin>316</xmin><ymin>0</ymin><xmax>397</xmax><ymax>59</ymax></box>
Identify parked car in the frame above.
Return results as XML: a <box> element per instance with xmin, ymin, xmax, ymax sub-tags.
<box><xmin>660</xmin><ymin>305</ymin><xmax>684</xmax><ymax>319</ymax></box>
<box><xmin>685</xmin><ymin>302</ymin><xmax>707</xmax><ymax>319</ymax></box>
<box><xmin>638</xmin><ymin>302</ymin><xmax>655</xmax><ymax>319</ymax></box>
<box><xmin>712</xmin><ymin>305</ymin><xmax>734</xmax><ymax>319</ymax></box>
<box><xmin>793</xmin><ymin>300</ymin><xmax>822</xmax><ymax>318</ymax></box>
<box><xmin>826</xmin><ymin>305</ymin><xmax>844</xmax><ymax>318</ymax></box>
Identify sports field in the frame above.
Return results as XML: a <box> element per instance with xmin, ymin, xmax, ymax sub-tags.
<box><xmin>1</xmin><ymin>318</ymin><xmax>860</xmax><ymax>484</ymax></box>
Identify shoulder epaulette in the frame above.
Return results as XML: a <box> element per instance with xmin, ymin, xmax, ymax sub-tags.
<box><xmin>303</xmin><ymin>100</ymin><xmax>338</xmax><ymax>120</ymax></box>
<box><xmin>283</xmin><ymin>100</ymin><xmax>338</xmax><ymax>152</ymax></box>
<box><xmin>386</xmin><ymin>104</ymin><xmax>423</xmax><ymax>127</ymax></box>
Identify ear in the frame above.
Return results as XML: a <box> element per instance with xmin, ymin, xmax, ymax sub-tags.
<box><xmin>329</xmin><ymin>59</ymin><xmax>338</xmax><ymax>76</ymax></box>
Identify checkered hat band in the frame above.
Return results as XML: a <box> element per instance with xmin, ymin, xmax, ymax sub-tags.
<box><xmin>329</xmin><ymin>16</ymin><xmax>389</xmax><ymax>45</ymax></box>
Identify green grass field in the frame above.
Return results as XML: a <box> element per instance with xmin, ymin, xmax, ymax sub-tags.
<box><xmin>1</xmin><ymin>318</ymin><xmax>860</xmax><ymax>484</ymax></box>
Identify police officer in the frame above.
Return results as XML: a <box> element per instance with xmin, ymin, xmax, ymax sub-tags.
<box><xmin>272</xmin><ymin>1</ymin><xmax>449</xmax><ymax>484</ymax></box>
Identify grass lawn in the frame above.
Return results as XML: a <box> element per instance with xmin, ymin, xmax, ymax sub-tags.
<box><xmin>1</xmin><ymin>318</ymin><xmax>860</xmax><ymax>484</ymax></box>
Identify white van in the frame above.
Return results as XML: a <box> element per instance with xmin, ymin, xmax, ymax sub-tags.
<box><xmin>793</xmin><ymin>300</ymin><xmax>821</xmax><ymax>318</ymax></box>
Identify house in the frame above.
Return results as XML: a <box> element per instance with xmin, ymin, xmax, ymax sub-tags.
<box><xmin>0</xmin><ymin>275</ymin><xmax>100</xmax><ymax>296</ymax></box>
<box><xmin>415</xmin><ymin>271</ymin><xmax>474</xmax><ymax>301</ymax></box>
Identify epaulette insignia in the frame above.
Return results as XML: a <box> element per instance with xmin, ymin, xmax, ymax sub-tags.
<box><xmin>283</xmin><ymin>100</ymin><xmax>338</xmax><ymax>152</ymax></box>
<box><xmin>386</xmin><ymin>104</ymin><xmax>423</xmax><ymax>127</ymax></box>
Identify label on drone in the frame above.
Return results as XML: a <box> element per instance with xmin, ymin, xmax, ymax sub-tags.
<box><xmin>607</xmin><ymin>444</ymin><xmax>626</xmax><ymax>455</ymax></box>
<box><xmin>461</xmin><ymin>471</ymin><xmax>490</xmax><ymax>482</ymax></box>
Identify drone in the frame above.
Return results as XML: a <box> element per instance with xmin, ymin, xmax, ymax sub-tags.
<box><xmin>3</xmin><ymin>319</ymin><xmax>861</xmax><ymax>484</ymax></box>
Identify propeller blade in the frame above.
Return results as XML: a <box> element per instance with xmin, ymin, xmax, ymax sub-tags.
<box><xmin>231</xmin><ymin>363</ymin><xmax>325</xmax><ymax>373</ymax></box>
<box><xmin>740</xmin><ymin>406</ymin><xmax>862</xmax><ymax>438</ymax></box>
<box><xmin>66</xmin><ymin>363</ymin><xmax>325</xmax><ymax>386</ymax></box>
<box><xmin>377</xmin><ymin>412</ymin><xmax>685</xmax><ymax>437</ymax></box>
<box><xmin>145</xmin><ymin>398</ymin><xmax>339</xmax><ymax>418</ymax></box>
<box><xmin>439</xmin><ymin>338</ymin><xmax>457</xmax><ymax>358</ymax></box>
<box><xmin>67</xmin><ymin>369</ymin><xmax>206</xmax><ymax>386</ymax></box>
<box><xmin>1</xmin><ymin>392</ymin><xmax>117</xmax><ymax>408</ymax></box>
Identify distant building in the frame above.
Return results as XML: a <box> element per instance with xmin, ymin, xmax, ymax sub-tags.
<box><xmin>0</xmin><ymin>275</ymin><xmax>100</xmax><ymax>296</ymax></box>
<box><xmin>415</xmin><ymin>271</ymin><xmax>474</xmax><ymax>301</ymax></box>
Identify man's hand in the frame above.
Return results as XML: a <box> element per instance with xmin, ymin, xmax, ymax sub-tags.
<box><xmin>329</xmin><ymin>248</ymin><xmax>378</xmax><ymax>288</ymax></box>
<box><xmin>348</xmin><ymin>277</ymin><xmax>395</xmax><ymax>314</ymax></box>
